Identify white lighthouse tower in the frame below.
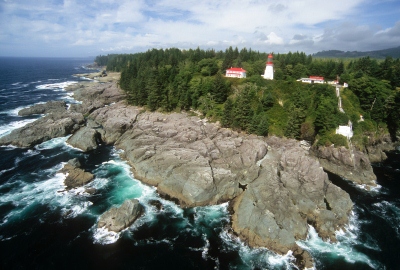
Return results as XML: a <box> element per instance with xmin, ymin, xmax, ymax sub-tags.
<box><xmin>263</xmin><ymin>53</ymin><xmax>274</xmax><ymax>80</ymax></box>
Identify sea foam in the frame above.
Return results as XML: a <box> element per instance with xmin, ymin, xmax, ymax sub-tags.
<box><xmin>297</xmin><ymin>212</ymin><xmax>380</xmax><ymax>269</ymax></box>
<box><xmin>0</xmin><ymin>118</ymin><xmax>37</xmax><ymax>137</ymax></box>
<box><xmin>35</xmin><ymin>81</ymin><xmax>77</xmax><ymax>90</ymax></box>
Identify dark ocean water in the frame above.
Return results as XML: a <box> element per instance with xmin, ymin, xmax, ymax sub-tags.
<box><xmin>0</xmin><ymin>57</ymin><xmax>399</xmax><ymax>270</ymax></box>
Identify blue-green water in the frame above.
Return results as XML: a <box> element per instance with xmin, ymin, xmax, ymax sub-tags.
<box><xmin>0</xmin><ymin>57</ymin><xmax>399</xmax><ymax>269</ymax></box>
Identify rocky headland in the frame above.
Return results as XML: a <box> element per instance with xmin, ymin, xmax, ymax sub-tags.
<box><xmin>0</xmin><ymin>77</ymin><xmax>392</xmax><ymax>268</ymax></box>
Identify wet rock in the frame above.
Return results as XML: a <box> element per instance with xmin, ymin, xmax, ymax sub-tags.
<box><xmin>85</xmin><ymin>188</ymin><xmax>97</xmax><ymax>194</ymax></box>
<box><xmin>59</xmin><ymin>159</ymin><xmax>94</xmax><ymax>189</ymax></box>
<box><xmin>149</xmin><ymin>200</ymin><xmax>163</xmax><ymax>211</ymax></box>
<box><xmin>98</xmin><ymin>199</ymin><xmax>143</xmax><ymax>232</ymax></box>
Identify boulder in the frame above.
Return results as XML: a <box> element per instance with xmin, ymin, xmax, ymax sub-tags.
<box><xmin>18</xmin><ymin>101</ymin><xmax>67</xmax><ymax>116</ymax></box>
<box><xmin>97</xmin><ymin>199</ymin><xmax>143</xmax><ymax>232</ymax></box>
<box><xmin>67</xmin><ymin>126</ymin><xmax>100</xmax><ymax>151</ymax></box>
<box><xmin>59</xmin><ymin>159</ymin><xmax>94</xmax><ymax>189</ymax></box>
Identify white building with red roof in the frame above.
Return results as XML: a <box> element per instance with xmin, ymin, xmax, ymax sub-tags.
<box><xmin>297</xmin><ymin>76</ymin><xmax>325</xmax><ymax>84</ymax></box>
<box><xmin>225</xmin><ymin>67</ymin><xmax>247</xmax><ymax>78</ymax></box>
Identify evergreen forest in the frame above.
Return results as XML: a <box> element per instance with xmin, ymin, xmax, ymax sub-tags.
<box><xmin>95</xmin><ymin>47</ymin><xmax>400</xmax><ymax>149</ymax></box>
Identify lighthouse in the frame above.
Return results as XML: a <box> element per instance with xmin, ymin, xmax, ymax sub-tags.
<box><xmin>263</xmin><ymin>53</ymin><xmax>274</xmax><ymax>80</ymax></box>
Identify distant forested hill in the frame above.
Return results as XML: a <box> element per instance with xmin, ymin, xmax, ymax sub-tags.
<box><xmin>313</xmin><ymin>46</ymin><xmax>400</xmax><ymax>59</ymax></box>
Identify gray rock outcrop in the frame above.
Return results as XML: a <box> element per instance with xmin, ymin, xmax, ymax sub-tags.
<box><xmin>18</xmin><ymin>101</ymin><xmax>67</xmax><ymax>116</ymax></box>
<box><xmin>59</xmin><ymin>158</ymin><xmax>94</xmax><ymax>189</ymax></box>
<box><xmin>311</xmin><ymin>146</ymin><xmax>376</xmax><ymax>186</ymax></box>
<box><xmin>98</xmin><ymin>199</ymin><xmax>143</xmax><ymax>232</ymax></box>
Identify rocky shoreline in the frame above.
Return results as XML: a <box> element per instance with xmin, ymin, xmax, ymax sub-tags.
<box><xmin>0</xmin><ymin>75</ymin><xmax>394</xmax><ymax>269</ymax></box>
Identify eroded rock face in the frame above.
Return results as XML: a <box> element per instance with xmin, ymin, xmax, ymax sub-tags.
<box><xmin>311</xmin><ymin>146</ymin><xmax>376</xmax><ymax>186</ymax></box>
<box><xmin>97</xmin><ymin>199</ymin><xmax>143</xmax><ymax>232</ymax></box>
<box><xmin>59</xmin><ymin>158</ymin><xmax>94</xmax><ymax>189</ymax></box>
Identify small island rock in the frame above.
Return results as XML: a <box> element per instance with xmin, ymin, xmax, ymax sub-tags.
<box><xmin>59</xmin><ymin>158</ymin><xmax>94</xmax><ymax>189</ymax></box>
<box><xmin>98</xmin><ymin>199</ymin><xmax>143</xmax><ymax>232</ymax></box>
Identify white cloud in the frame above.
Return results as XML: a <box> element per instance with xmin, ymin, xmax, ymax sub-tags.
<box><xmin>0</xmin><ymin>0</ymin><xmax>399</xmax><ymax>56</ymax></box>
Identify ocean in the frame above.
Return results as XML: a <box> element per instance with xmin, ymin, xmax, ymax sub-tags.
<box><xmin>0</xmin><ymin>57</ymin><xmax>399</xmax><ymax>270</ymax></box>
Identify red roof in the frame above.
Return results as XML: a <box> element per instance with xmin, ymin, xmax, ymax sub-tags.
<box><xmin>226</xmin><ymin>67</ymin><xmax>246</xmax><ymax>72</ymax></box>
<box><xmin>268</xmin><ymin>54</ymin><xmax>273</xmax><ymax>58</ymax></box>
<box><xmin>309</xmin><ymin>76</ymin><xmax>324</xmax><ymax>80</ymax></box>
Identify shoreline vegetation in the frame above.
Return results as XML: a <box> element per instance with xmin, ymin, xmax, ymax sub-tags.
<box><xmin>0</xmin><ymin>46</ymin><xmax>400</xmax><ymax>268</ymax></box>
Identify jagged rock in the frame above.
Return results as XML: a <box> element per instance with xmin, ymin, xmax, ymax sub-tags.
<box><xmin>67</xmin><ymin>126</ymin><xmax>100</xmax><ymax>151</ymax></box>
<box><xmin>97</xmin><ymin>199</ymin><xmax>143</xmax><ymax>232</ymax></box>
<box><xmin>60</xmin><ymin>159</ymin><xmax>94</xmax><ymax>189</ymax></box>
<box><xmin>0</xmin><ymin>111</ymin><xmax>84</xmax><ymax>148</ymax></box>
<box><xmin>18</xmin><ymin>101</ymin><xmax>67</xmax><ymax>116</ymax></box>
<box><xmin>311</xmin><ymin>146</ymin><xmax>377</xmax><ymax>186</ymax></box>
<box><xmin>149</xmin><ymin>200</ymin><xmax>163</xmax><ymax>211</ymax></box>
<box><xmin>89</xmin><ymin>102</ymin><xmax>142</xmax><ymax>144</ymax></box>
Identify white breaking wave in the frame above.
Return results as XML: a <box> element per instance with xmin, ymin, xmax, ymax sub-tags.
<box><xmin>297</xmin><ymin>211</ymin><xmax>381</xmax><ymax>269</ymax></box>
<box><xmin>0</xmin><ymin>163</ymin><xmax>95</xmax><ymax>225</ymax></box>
<box><xmin>0</xmin><ymin>105</ymin><xmax>28</xmax><ymax>116</ymax></box>
<box><xmin>219</xmin><ymin>229</ymin><xmax>298</xmax><ymax>269</ymax></box>
<box><xmin>35</xmin><ymin>81</ymin><xmax>77</xmax><ymax>90</ymax></box>
<box><xmin>34</xmin><ymin>135</ymin><xmax>71</xmax><ymax>150</ymax></box>
<box><xmin>91</xmin><ymin>155</ymin><xmax>183</xmax><ymax>244</ymax></box>
<box><xmin>92</xmin><ymin>226</ymin><xmax>121</xmax><ymax>245</ymax></box>
<box><xmin>0</xmin><ymin>118</ymin><xmax>37</xmax><ymax>138</ymax></box>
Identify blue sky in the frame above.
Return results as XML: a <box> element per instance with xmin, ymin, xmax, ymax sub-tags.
<box><xmin>0</xmin><ymin>0</ymin><xmax>399</xmax><ymax>57</ymax></box>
